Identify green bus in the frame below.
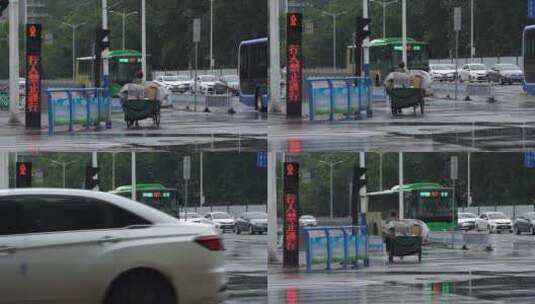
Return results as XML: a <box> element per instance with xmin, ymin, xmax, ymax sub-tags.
<box><xmin>76</xmin><ymin>49</ymin><xmax>143</xmax><ymax>97</ymax></box>
<box><xmin>366</xmin><ymin>182</ymin><xmax>456</xmax><ymax>231</ymax></box>
<box><xmin>346</xmin><ymin>37</ymin><xmax>429</xmax><ymax>83</ymax></box>
<box><xmin>110</xmin><ymin>183</ymin><xmax>177</xmax><ymax>214</ymax></box>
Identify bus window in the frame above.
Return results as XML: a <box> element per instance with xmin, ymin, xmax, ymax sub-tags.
<box><xmin>110</xmin><ymin>58</ymin><xmax>142</xmax><ymax>85</ymax></box>
<box><xmin>524</xmin><ymin>29</ymin><xmax>535</xmax><ymax>83</ymax></box>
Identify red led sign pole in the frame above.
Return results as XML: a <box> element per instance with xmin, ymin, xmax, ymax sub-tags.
<box><xmin>25</xmin><ymin>24</ymin><xmax>42</xmax><ymax>129</ymax></box>
<box><xmin>283</xmin><ymin>162</ymin><xmax>299</xmax><ymax>268</ymax></box>
<box><xmin>286</xmin><ymin>13</ymin><xmax>303</xmax><ymax>118</ymax></box>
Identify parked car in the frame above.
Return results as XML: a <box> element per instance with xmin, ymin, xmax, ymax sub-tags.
<box><xmin>458</xmin><ymin>63</ymin><xmax>490</xmax><ymax>82</ymax></box>
<box><xmin>457</xmin><ymin>212</ymin><xmax>477</xmax><ymax>230</ymax></box>
<box><xmin>155</xmin><ymin>75</ymin><xmax>193</xmax><ymax>93</ymax></box>
<box><xmin>475</xmin><ymin>211</ymin><xmax>513</xmax><ymax>233</ymax></box>
<box><xmin>235</xmin><ymin>212</ymin><xmax>267</xmax><ymax>235</ymax></box>
<box><xmin>488</xmin><ymin>64</ymin><xmax>524</xmax><ymax>85</ymax></box>
<box><xmin>205</xmin><ymin>212</ymin><xmax>236</xmax><ymax>233</ymax></box>
<box><xmin>0</xmin><ymin>188</ymin><xmax>226</xmax><ymax>304</ymax></box>
<box><xmin>299</xmin><ymin>215</ymin><xmax>318</xmax><ymax>227</ymax></box>
<box><xmin>178</xmin><ymin>211</ymin><xmax>203</xmax><ymax>223</ymax></box>
<box><xmin>195</xmin><ymin>75</ymin><xmax>220</xmax><ymax>95</ymax></box>
<box><xmin>513</xmin><ymin>212</ymin><xmax>535</xmax><ymax>235</ymax></box>
<box><xmin>429</xmin><ymin>64</ymin><xmax>457</xmax><ymax>82</ymax></box>
<box><xmin>220</xmin><ymin>74</ymin><xmax>240</xmax><ymax>95</ymax></box>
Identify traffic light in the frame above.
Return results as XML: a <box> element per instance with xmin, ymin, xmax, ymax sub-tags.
<box><xmin>16</xmin><ymin>162</ymin><xmax>32</xmax><ymax>188</ymax></box>
<box><xmin>94</xmin><ymin>28</ymin><xmax>110</xmax><ymax>87</ymax></box>
<box><xmin>95</xmin><ymin>28</ymin><xmax>110</xmax><ymax>54</ymax></box>
<box><xmin>355</xmin><ymin>17</ymin><xmax>371</xmax><ymax>43</ymax></box>
<box><xmin>351</xmin><ymin>165</ymin><xmax>367</xmax><ymax>225</ymax></box>
<box><xmin>0</xmin><ymin>0</ymin><xmax>9</xmax><ymax>15</ymax></box>
<box><xmin>353</xmin><ymin>17</ymin><xmax>371</xmax><ymax>76</ymax></box>
<box><xmin>85</xmin><ymin>165</ymin><xmax>100</xmax><ymax>190</ymax></box>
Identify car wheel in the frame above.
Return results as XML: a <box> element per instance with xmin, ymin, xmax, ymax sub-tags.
<box><xmin>105</xmin><ymin>269</ymin><xmax>176</xmax><ymax>304</ymax></box>
<box><xmin>236</xmin><ymin>225</ymin><xmax>241</xmax><ymax>234</ymax></box>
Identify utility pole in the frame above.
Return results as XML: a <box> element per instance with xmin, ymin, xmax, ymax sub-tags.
<box><xmin>359</xmin><ymin>152</ymin><xmax>367</xmax><ymax>215</ymax></box>
<box><xmin>209</xmin><ymin>0</ymin><xmax>215</xmax><ymax>70</ymax></box>
<box><xmin>267</xmin><ymin>151</ymin><xmax>278</xmax><ymax>263</ymax></box>
<box><xmin>102</xmin><ymin>0</ymin><xmax>110</xmax><ymax>88</ymax></box>
<box><xmin>398</xmin><ymin>152</ymin><xmax>404</xmax><ymax>220</ymax></box>
<box><xmin>470</xmin><ymin>0</ymin><xmax>475</xmax><ymax>59</ymax></box>
<box><xmin>110</xmin><ymin>10</ymin><xmax>138</xmax><ymax>50</ymax></box>
<box><xmin>141</xmin><ymin>0</ymin><xmax>147</xmax><ymax>81</ymax></box>
<box><xmin>92</xmin><ymin>152</ymin><xmax>99</xmax><ymax>191</ymax></box>
<box><xmin>319</xmin><ymin>160</ymin><xmax>345</xmax><ymax>219</ymax></box>
<box><xmin>8</xmin><ymin>0</ymin><xmax>21</xmax><ymax>125</ymax></box>
<box><xmin>62</xmin><ymin>22</ymin><xmax>86</xmax><ymax>81</ymax></box>
<box><xmin>200</xmin><ymin>152</ymin><xmax>204</xmax><ymax>206</ymax></box>
<box><xmin>322</xmin><ymin>11</ymin><xmax>347</xmax><ymax>70</ymax></box>
<box><xmin>268</xmin><ymin>0</ymin><xmax>281</xmax><ymax>112</ymax></box>
<box><xmin>363</xmin><ymin>0</ymin><xmax>371</xmax><ymax>77</ymax></box>
<box><xmin>131</xmin><ymin>152</ymin><xmax>136</xmax><ymax>201</ymax></box>
<box><xmin>401</xmin><ymin>0</ymin><xmax>407</xmax><ymax>66</ymax></box>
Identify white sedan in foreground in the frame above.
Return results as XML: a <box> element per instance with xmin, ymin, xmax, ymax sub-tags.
<box><xmin>0</xmin><ymin>189</ymin><xmax>226</xmax><ymax>304</ymax></box>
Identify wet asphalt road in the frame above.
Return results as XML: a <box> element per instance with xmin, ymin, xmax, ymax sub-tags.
<box><xmin>222</xmin><ymin>233</ymin><xmax>267</xmax><ymax>304</ymax></box>
<box><xmin>269</xmin><ymin>85</ymin><xmax>535</xmax><ymax>152</ymax></box>
<box><xmin>0</xmin><ymin>96</ymin><xmax>267</xmax><ymax>152</ymax></box>
<box><xmin>268</xmin><ymin>232</ymin><xmax>535</xmax><ymax>303</ymax></box>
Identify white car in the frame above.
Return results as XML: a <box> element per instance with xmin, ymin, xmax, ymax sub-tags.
<box><xmin>178</xmin><ymin>211</ymin><xmax>204</xmax><ymax>223</ymax></box>
<box><xmin>458</xmin><ymin>63</ymin><xmax>490</xmax><ymax>82</ymax></box>
<box><xmin>156</xmin><ymin>75</ymin><xmax>193</xmax><ymax>93</ymax></box>
<box><xmin>0</xmin><ymin>189</ymin><xmax>226</xmax><ymax>304</ymax></box>
<box><xmin>205</xmin><ymin>212</ymin><xmax>236</xmax><ymax>233</ymax></box>
<box><xmin>475</xmin><ymin>211</ymin><xmax>513</xmax><ymax>233</ymax></box>
<box><xmin>220</xmin><ymin>75</ymin><xmax>240</xmax><ymax>95</ymax></box>
<box><xmin>429</xmin><ymin>64</ymin><xmax>457</xmax><ymax>82</ymax></box>
<box><xmin>299</xmin><ymin>215</ymin><xmax>318</xmax><ymax>227</ymax></box>
<box><xmin>195</xmin><ymin>75</ymin><xmax>220</xmax><ymax>95</ymax></box>
<box><xmin>457</xmin><ymin>212</ymin><xmax>477</xmax><ymax>230</ymax></box>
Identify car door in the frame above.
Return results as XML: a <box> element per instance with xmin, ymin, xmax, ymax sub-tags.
<box><xmin>0</xmin><ymin>196</ymin><xmax>28</xmax><ymax>303</ymax></box>
<box><xmin>517</xmin><ymin>216</ymin><xmax>528</xmax><ymax>232</ymax></box>
<box><xmin>20</xmin><ymin>195</ymin><xmax>125</xmax><ymax>304</ymax></box>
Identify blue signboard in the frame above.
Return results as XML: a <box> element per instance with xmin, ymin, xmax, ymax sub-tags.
<box><xmin>525</xmin><ymin>152</ymin><xmax>535</xmax><ymax>168</ymax></box>
<box><xmin>530</xmin><ymin>0</ymin><xmax>535</xmax><ymax>18</ymax></box>
<box><xmin>257</xmin><ymin>152</ymin><xmax>267</xmax><ymax>168</ymax></box>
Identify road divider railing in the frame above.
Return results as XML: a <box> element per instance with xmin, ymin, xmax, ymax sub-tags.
<box><xmin>306</xmin><ymin>77</ymin><xmax>373</xmax><ymax>121</ymax></box>
<box><xmin>427</xmin><ymin>231</ymin><xmax>492</xmax><ymax>251</ymax></box>
<box><xmin>46</xmin><ymin>88</ymin><xmax>111</xmax><ymax>135</ymax></box>
<box><xmin>430</xmin><ymin>82</ymin><xmax>496</xmax><ymax>102</ymax></box>
<box><xmin>303</xmin><ymin>225</ymin><xmax>370</xmax><ymax>272</ymax></box>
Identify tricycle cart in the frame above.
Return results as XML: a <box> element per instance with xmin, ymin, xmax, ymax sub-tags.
<box><xmin>121</xmin><ymin>98</ymin><xmax>161</xmax><ymax>128</ymax></box>
<box><xmin>385</xmin><ymin>235</ymin><xmax>422</xmax><ymax>263</ymax></box>
<box><xmin>386</xmin><ymin>87</ymin><xmax>425</xmax><ymax>116</ymax></box>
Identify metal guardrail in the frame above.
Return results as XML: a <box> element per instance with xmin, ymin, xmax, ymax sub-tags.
<box><xmin>303</xmin><ymin>225</ymin><xmax>369</xmax><ymax>272</ymax></box>
<box><xmin>46</xmin><ymin>88</ymin><xmax>111</xmax><ymax>135</ymax></box>
<box><xmin>306</xmin><ymin>77</ymin><xmax>373</xmax><ymax>121</ymax></box>
<box><xmin>431</xmin><ymin>82</ymin><xmax>496</xmax><ymax>102</ymax></box>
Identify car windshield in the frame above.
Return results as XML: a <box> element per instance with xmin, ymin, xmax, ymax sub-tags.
<box><xmin>459</xmin><ymin>213</ymin><xmax>476</xmax><ymax>219</ymax></box>
<box><xmin>246</xmin><ymin>213</ymin><xmax>267</xmax><ymax>219</ymax></box>
<box><xmin>212</xmin><ymin>213</ymin><xmax>232</xmax><ymax>219</ymax></box>
<box><xmin>176</xmin><ymin>75</ymin><xmax>191</xmax><ymax>81</ymax></box>
<box><xmin>199</xmin><ymin>75</ymin><xmax>217</xmax><ymax>82</ymax></box>
<box><xmin>222</xmin><ymin>75</ymin><xmax>239</xmax><ymax>82</ymax></box>
<box><xmin>488</xmin><ymin>213</ymin><xmax>507</xmax><ymax>219</ymax></box>
<box><xmin>495</xmin><ymin>64</ymin><xmax>519</xmax><ymax>71</ymax></box>
<box><xmin>301</xmin><ymin>215</ymin><xmax>314</xmax><ymax>219</ymax></box>
<box><xmin>470</xmin><ymin>65</ymin><xmax>488</xmax><ymax>71</ymax></box>
<box><xmin>432</xmin><ymin>65</ymin><xmax>455</xmax><ymax>70</ymax></box>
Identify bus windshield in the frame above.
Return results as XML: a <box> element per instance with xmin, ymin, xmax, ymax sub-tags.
<box><xmin>110</xmin><ymin>59</ymin><xmax>141</xmax><ymax>85</ymax></box>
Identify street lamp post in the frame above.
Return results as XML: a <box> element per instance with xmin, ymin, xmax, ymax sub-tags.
<box><xmin>370</xmin><ymin>0</ymin><xmax>398</xmax><ymax>39</ymax></box>
<box><xmin>209</xmin><ymin>0</ymin><xmax>215</xmax><ymax>70</ymax></box>
<box><xmin>50</xmin><ymin>160</ymin><xmax>76</xmax><ymax>188</ymax></box>
<box><xmin>402</xmin><ymin>0</ymin><xmax>407</xmax><ymax>65</ymax></box>
<box><xmin>322</xmin><ymin>11</ymin><xmax>347</xmax><ymax>70</ymax></box>
<box><xmin>470</xmin><ymin>0</ymin><xmax>475</xmax><ymax>59</ymax></box>
<box><xmin>319</xmin><ymin>160</ymin><xmax>345</xmax><ymax>219</ymax></box>
<box><xmin>110</xmin><ymin>10</ymin><xmax>139</xmax><ymax>50</ymax></box>
<box><xmin>62</xmin><ymin>22</ymin><xmax>86</xmax><ymax>81</ymax></box>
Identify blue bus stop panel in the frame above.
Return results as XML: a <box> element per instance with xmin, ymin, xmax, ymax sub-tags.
<box><xmin>530</xmin><ymin>0</ymin><xmax>535</xmax><ymax>18</ymax></box>
<box><xmin>525</xmin><ymin>152</ymin><xmax>535</xmax><ymax>168</ymax></box>
<box><xmin>257</xmin><ymin>152</ymin><xmax>267</xmax><ymax>168</ymax></box>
